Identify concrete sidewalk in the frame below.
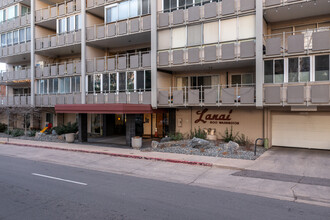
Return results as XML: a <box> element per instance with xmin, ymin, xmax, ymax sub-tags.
<box><xmin>0</xmin><ymin>138</ymin><xmax>254</xmax><ymax>170</ymax></box>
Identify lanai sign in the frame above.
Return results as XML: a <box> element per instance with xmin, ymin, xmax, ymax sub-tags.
<box><xmin>195</xmin><ymin>109</ymin><xmax>239</xmax><ymax>125</ymax></box>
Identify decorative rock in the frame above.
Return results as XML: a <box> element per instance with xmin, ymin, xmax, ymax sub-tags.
<box><xmin>52</xmin><ymin>130</ymin><xmax>57</xmax><ymax>135</ymax></box>
<box><xmin>187</xmin><ymin>137</ymin><xmax>210</xmax><ymax>148</ymax></box>
<box><xmin>224</xmin><ymin>141</ymin><xmax>239</xmax><ymax>153</ymax></box>
<box><xmin>35</xmin><ymin>132</ymin><xmax>44</xmax><ymax>139</ymax></box>
<box><xmin>151</xmin><ymin>141</ymin><xmax>159</xmax><ymax>149</ymax></box>
<box><xmin>160</xmin><ymin>137</ymin><xmax>172</xmax><ymax>143</ymax></box>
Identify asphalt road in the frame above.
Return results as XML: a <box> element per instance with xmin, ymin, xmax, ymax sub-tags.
<box><xmin>1</xmin><ymin>155</ymin><xmax>330</xmax><ymax>220</ymax></box>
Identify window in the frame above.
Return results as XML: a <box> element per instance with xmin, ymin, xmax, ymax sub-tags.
<box><xmin>58</xmin><ymin>18</ymin><xmax>66</xmax><ymax>34</ymax></box>
<box><xmin>264</xmin><ymin>59</ymin><xmax>284</xmax><ymax>83</ymax></box>
<box><xmin>203</xmin><ymin>21</ymin><xmax>219</xmax><ymax>44</ymax></box>
<box><xmin>7</xmin><ymin>32</ymin><xmax>13</xmax><ymax>46</ymax></box>
<box><xmin>119</xmin><ymin>72</ymin><xmax>126</xmax><ymax>91</ymax></box>
<box><xmin>7</xmin><ymin>5</ymin><xmax>18</xmax><ymax>20</ymax></box>
<box><xmin>110</xmin><ymin>73</ymin><xmax>117</xmax><ymax>92</ymax></box>
<box><xmin>94</xmin><ymin>74</ymin><xmax>101</xmax><ymax>93</ymax></box>
<box><xmin>274</xmin><ymin>59</ymin><xmax>284</xmax><ymax>83</ymax></box>
<box><xmin>136</xmin><ymin>70</ymin><xmax>151</xmax><ymax>90</ymax></box>
<box><xmin>1</xmin><ymin>34</ymin><xmax>6</xmax><ymax>47</ymax></box>
<box><xmin>289</xmin><ymin>57</ymin><xmax>310</xmax><ymax>82</ymax></box>
<box><xmin>221</xmin><ymin>18</ymin><xmax>237</xmax><ymax>42</ymax></box>
<box><xmin>264</xmin><ymin>60</ymin><xmax>273</xmax><ymax>83</ymax></box>
<box><xmin>21</xmin><ymin>6</ymin><xmax>30</xmax><ymax>16</ymax></box>
<box><xmin>103</xmin><ymin>73</ymin><xmax>109</xmax><ymax>92</ymax></box>
<box><xmin>72</xmin><ymin>76</ymin><xmax>80</xmax><ymax>92</ymax></box>
<box><xmin>0</xmin><ymin>10</ymin><xmax>3</xmax><ymax>23</ymax></box>
<box><xmin>118</xmin><ymin>1</ymin><xmax>129</xmax><ymax>20</ymax></box>
<box><xmin>158</xmin><ymin>29</ymin><xmax>171</xmax><ymax>50</ymax></box>
<box><xmin>49</xmin><ymin>78</ymin><xmax>54</xmax><ymax>94</ymax></box>
<box><xmin>315</xmin><ymin>55</ymin><xmax>329</xmax><ymax>81</ymax></box>
<box><xmin>188</xmin><ymin>24</ymin><xmax>201</xmax><ymax>46</ymax></box>
<box><xmin>130</xmin><ymin>0</ymin><xmax>139</xmax><ymax>17</ymax></box>
<box><xmin>87</xmin><ymin>75</ymin><xmax>93</xmax><ymax>92</ymax></box>
<box><xmin>59</xmin><ymin>78</ymin><xmax>65</xmax><ymax>93</ymax></box>
<box><xmin>163</xmin><ymin>0</ymin><xmax>218</xmax><ymax>12</ymax></box>
<box><xmin>106</xmin><ymin>5</ymin><xmax>118</xmax><ymax>23</ymax></box>
<box><xmin>172</xmin><ymin>27</ymin><xmax>186</xmax><ymax>48</ymax></box>
<box><xmin>19</xmin><ymin>28</ymin><xmax>25</xmax><ymax>43</ymax></box>
<box><xmin>231</xmin><ymin>74</ymin><xmax>253</xmax><ymax>86</ymax></box>
<box><xmin>54</xmin><ymin>78</ymin><xmax>58</xmax><ymax>93</ymax></box>
<box><xmin>231</xmin><ymin>75</ymin><xmax>241</xmax><ymax>86</ymax></box>
<box><xmin>26</xmin><ymin>27</ymin><xmax>31</xmax><ymax>41</ymax></box>
<box><xmin>127</xmin><ymin>72</ymin><xmax>135</xmax><ymax>92</ymax></box>
<box><xmin>67</xmin><ymin>16</ymin><xmax>75</xmax><ymax>32</ymax></box>
<box><xmin>75</xmin><ymin>15</ymin><xmax>81</xmax><ymax>30</ymax></box>
<box><xmin>13</xmin><ymin>30</ymin><xmax>18</xmax><ymax>44</ymax></box>
<box><xmin>238</xmin><ymin>15</ymin><xmax>256</xmax><ymax>39</ymax></box>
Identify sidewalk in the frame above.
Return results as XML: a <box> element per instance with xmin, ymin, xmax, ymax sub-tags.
<box><xmin>0</xmin><ymin>138</ymin><xmax>254</xmax><ymax>170</ymax></box>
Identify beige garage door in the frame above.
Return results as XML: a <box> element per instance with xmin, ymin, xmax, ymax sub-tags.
<box><xmin>272</xmin><ymin>112</ymin><xmax>330</xmax><ymax>149</ymax></box>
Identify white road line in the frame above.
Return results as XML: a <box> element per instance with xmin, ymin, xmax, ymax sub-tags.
<box><xmin>32</xmin><ymin>173</ymin><xmax>88</xmax><ymax>186</ymax></box>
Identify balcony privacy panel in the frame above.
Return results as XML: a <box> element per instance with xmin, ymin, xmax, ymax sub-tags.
<box><xmin>59</xmin><ymin>4</ymin><xmax>65</xmax><ymax>16</ymax></box>
<box><xmin>14</xmin><ymin>17</ymin><xmax>20</xmax><ymax>27</ymax></box>
<box><xmin>43</xmin><ymin>8</ymin><xmax>49</xmax><ymax>20</ymax></box>
<box><xmin>204</xmin><ymin>45</ymin><xmax>217</xmax><ymax>62</ymax></box>
<box><xmin>222</xmin><ymin>0</ymin><xmax>235</xmax><ymax>15</ymax></box>
<box><xmin>43</xmin><ymin>66</ymin><xmax>50</xmax><ymax>76</ymax></box>
<box><xmin>76</xmin><ymin>62</ymin><xmax>81</xmax><ymax>73</ymax></box>
<box><xmin>240</xmin><ymin>87</ymin><xmax>254</xmax><ymax>104</ymax></box>
<box><xmin>87</xmin><ymin>0</ymin><xmax>93</xmax><ymax>8</ymax></box>
<box><xmin>107</xmin><ymin>58</ymin><xmax>116</xmax><ymax>71</ymax></box>
<box><xmin>265</xmin><ymin>0</ymin><xmax>281</xmax><ymax>7</ymax></box>
<box><xmin>188</xmin><ymin>48</ymin><xmax>200</xmax><ymax>63</ymax></box>
<box><xmin>51</xmin><ymin>36</ymin><xmax>57</xmax><ymax>47</ymax></box>
<box><xmin>50</xmin><ymin>6</ymin><xmax>57</xmax><ymax>17</ymax></box>
<box><xmin>240</xmin><ymin>41</ymin><xmax>255</xmax><ymax>58</ymax></box>
<box><xmin>87</xmin><ymin>28</ymin><xmax>94</xmax><ymax>40</ymax></box>
<box><xmin>43</xmin><ymin>96</ymin><xmax>49</xmax><ymax>106</ymax></box>
<box><xmin>311</xmin><ymin>85</ymin><xmax>330</xmax><ymax>103</ymax></box>
<box><xmin>188</xmin><ymin>6</ymin><xmax>200</xmax><ymax>22</ymax></box>
<box><xmin>14</xmin><ymin>96</ymin><xmax>20</xmax><ymax>105</ymax></box>
<box><xmin>265</xmin><ymin>86</ymin><xmax>281</xmax><ymax>104</ymax></box>
<box><xmin>159</xmin><ymin>13</ymin><xmax>169</xmax><ymax>27</ymax></box>
<box><xmin>118</xmin><ymin>93</ymin><xmax>127</xmax><ymax>103</ymax></box>
<box><xmin>204</xmin><ymin>88</ymin><xmax>217</xmax><ymax>104</ymax></box>
<box><xmin>129</xmin><ymin>92</ymin><xmax>139</xmax><ymax>104</ymax></box>
<box><xmin>59</xmin><ymin>64</ymin><xmax>65</xmax><ymax>75</ymax></box>
<box><xmin>118</xmin><ymin>57</ymin><xmax>127</xmax><ymax>70</ymax></box>
<box><xmin>36</xmin><ymin>39</ymin><xmax>42</xmax><ymax>50</ymax></box>
<box><xmin>96</xmin><ymin>94</ymin><xmax>104</xmax><ymax>104</ymax></box>
<box><xmin>173</xmin><ymin>9</ymin><xmax>184</xmax><ymax>25</ymax></box>
<box><xmin>130</xmin><ymin>55</ymin><xmax>139</xmax><ymax>69</ymax></box>
<box><xmin>118</xmin><ymin>22</ymin><xmax>127</xmax><ymax>35</ymax></box>
<box><xmin>21</xmin><ymin>15</ymin><xmax>27</xmax><ymax>25</ymax></box>
<box><xmin>67</xmin><ymin>2</ymin><xmax>74</xmax><ymax>13</ymax></box>
<box><xmin>67</xmin><ymin>63</ymin><xmax>74</xmax><ymax>75</ymax></box>
<box><xmin>8</xmin><ymin>97</ymin><xmax>14</xmax><ymax>106</ymax></box>
<box><xmin>51</xmin><ymin>65</ymin><xmax>57</xmax><ymax>76</ymax></box>
<box><xmin>266</xmin><ymin>37</ymin><xmax>281</xmax><ymax>55</ymax></box>
<box><xmin>107</xmin><ymin>24</ymin><xmax>116</xmax><ymax>37</ymax></box>
<box><xmin>188</xmin><ymin>89</ymin><xmax>199</xmax><ymax>104</ymax></box>
<box><xmin>8</xmin><ymin>46</ymin><xmax>13</xmax><ymax>55</ymax></box>
<box><xmin>76</xmin><ymin>0</ymin><xmax>81</xmax><ymax>10</ymax></box>
<box><xmin>36</xmin><ymin>68</ymin><xmax>42</xmax><ymax>78</ymax></box>
<box><xmin>57</xmin><ymin>96</ymin><xmax>65</xmax><ymax>104</ymax></box>
<box><xmin>50</xmin><ymin>95</ymin><xmax>56</xmax><ymax>106</ymax></box>
<box><xmin>130</xmin><ymin>19</ymin><xmax>139</xmax><ymax>33</ymax></box>
<box><xmin>173</xmin><ymin>50</ymin><xmax>184</xmax><ymax>65</ymax></box>
<box><xmin>107</xmin><ymin>93</ymin><xmax>115</xmax><ymax>103</ymax></box>
<box><xmin>97</xmin><ymin>59</ymin><xmax>105</xmax><ymax>72</ymax></box>
<box><xmin>20</xmin><ymin>69</ymin><xmax>27</xmax><ymax>79</ymax></box>
<box><xmin>87</xmin><ymin>94</ymin><xmax>94</xmax><ymax>104</ymax></box>
<box><xmin>222</xmin><ymin>88</ymin><xmax>236</xmax><ymax>104</ymax></box>
<box><xmin>143</xmin><ymin>16</ymin><xmax>151</xmax><ymax>30</ymax></box>
<box><xmin>287</xmin><ymin>85</ymin><xmax>304</xmax><ymax>104</ymax></box>
<box><xmin>312</xmin><ymin>31</ymin><xmax>330</xmax><ymax>51</ymax></box>
<box><xmin>221</xmin><ymin>43</ymin><xmax>235</xmax><ymax>60</ymax></box>
<box><xmin>204</xmin><ymin>2</ymin><xmax>217</xmax><ymax>19</ymax></box>
<box><xmin>74</xmin><ymin>94</ymin><xmax>81</xmax><ymax>104</ymax></box>
<box><xmin>66</xmin><ymin>95</ymin><xmax>74</xmax><ymax>104</ymax></box>
<box><xmin>36</xmin><ymin>10</ymin><xmax>42</xmax><ymax>22</ymax></box>
<box><xmin>3</xmin><ymin>48</ymin><xmax>7</xmax><ymax>56</ymax></box>
<box><xmin>15</xmin><ymin>45</ymin><xmax>20</xmax><ymax>53</ymax></box>
<box><xmin>58</xmin><ymin>35</ymin><xmax>65</xmax><ymax>46</ymax></box>
<box><xmin>87</xmin><ymin>60</ymin><xmax>94</xmax><ymax>73</ymax></box>
<box><xmin>143</xmin><ymin>92</ymin><xmax>151</xmax><ymax>104</ymax></box>
<box><xmin>159</xmin><ymin>52</ymin><xmax>169</xmax><ymax>66</ymax></box>
<box><xmin>97</xmin><ymin>26</ymin><xmax>105</xmax><ymax>38</ymax></box>
<box><xmin>287</xmin><ymin>34</ymin><xmax>304</xmax><ymax>54</ymax></box>
<box><xmin>142</xmin><ymin>53</ymin><xmax>151</xmax><ymax>67</ymax></box>
<box><xmin>66</xmin><ymin>33</ymin><xmax>74</xmax><ymax>44</ymax></box>
<box><xmin>20</xmin><ymin>96</ymin><xmax>26</xmax><ymax>105</ymax></box>
<box><xmin>159</xmin><ymin>91</ymin><xmax>168</xmax><ymax>105</ymax></box>
<box><xmin>97</xmin><ymin>0</ymin><xmax>105</xmax><ymax>5</ymax></box>
<box><xmin>173</xmin><ymin>90</ymin><xmax>183</xmax><ymax>105</ymax></box>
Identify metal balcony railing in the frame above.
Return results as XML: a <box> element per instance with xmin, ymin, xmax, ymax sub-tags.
<box><xmin>1</xmin><ymin>67</ymin><xmax>31</xmax><ymax>82</ymax></box>
<box><xmin>264</xmin><ymin>82</ymin><xmax>330</xmax><ymax>106</ymax></box>
<box><xmin>0</xmin><ymin>13</ymin><xmax>30</xmax><ymax>33</ymax></box>
<box><xmin>0</xmin><ymin>0</ymin><xmax>24</xmax><ymax>10</ymax></box>
<box><xmin>86</xmin><ymin>15</ymin><xmax>151</xmax><ymax>42</ymax></box>
<box><xmin>264</xmin><ymin>27</ymin><xmax>330</xmax><ymax>57</ymax></box>
<box><xmin>0</xmin><ymin>95</ymin><xmax>31</xmax><ymax>107</ymax></box>
<box><xmin>263</xmin><ymin>0</ymin><xmax>314</xmax><ymax>8</ymax></box>
<box><xmin>35</xmin><ymin>30</ymin><xmax>81</xmax><ymax>51</ymax></box>
<box><xmin>36</xmin><ymin>0</ymin><xmax>81</xmax><ymax>23</ymax></box>
<box><xmin>158</xmin><ymin>84</ymin><xmax>256</xmax><ymax>106</ymax></box>
<box><xmin>158</xmin><ymin>39</ymin><xmax>256</xmax><ymax>67</ymax></box>
<box><xmin>36</xmin><ymin>60</ymin><xmax>81</xmax><ymax>78</ymax></box>
<box><xmin>86</xmin><ymin>0</ymin><xmax>150</xmax><ymax>10</ymax></box>
<box><xmin>0</xmin><ymin>42</ymin><xmax>31</xmax><ymax>58</ymax></box>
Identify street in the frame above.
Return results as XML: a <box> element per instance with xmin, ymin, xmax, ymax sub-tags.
<box><xmin>1</xmin><ymin>145</ymin><xmax>330</xmax><ymax>220</ymax></box>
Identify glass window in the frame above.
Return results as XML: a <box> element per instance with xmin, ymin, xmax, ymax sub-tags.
<box><xmin>110</xmin><ymin>73</ymin><xmax>117</xmax><ymax>92</ymax></box>
<box><xmin>172</xmin><ymin>27</ymin><xmax>186</xmax><ymax>48</ymax></box>
<box><xmin>145</xmin><ymin>70</ymin><xmax>151</xmax><ymax>90</ymax></box>
<box><xmin>118</xmin><ymin>1</ymin><xmax>129</xmax><ymax>20</ymax></box>
<box><xmin>158</xmin><ymin>29</ymin><xmax>171</xmax><ymax>50</ymax></box>
<box><xmin>130</xmin><ymin>0</ymin><xmax>139</xmax><ymax>17</ymax></box>
<box><xmin>64</xmin><ymin>77</ymin><xmax>70</xmax><ymax>93</ymax></box>
<box><xmin>106</xmin><ymin>5</ymin><xmax>118</xmax><ymax>23</ymax></box>
<box><xmin>21</xmin><ymin>6</ymin><xmax>30</xmax><ymax>16</ymax></box>
<box><xmin>19</xmin><ymin>28</ymin><xmax>25</xmax><ymax>43</ymax></box>
<box><xmin>1</xmin><ymin>34</ymin><xmax>6</xmax><ymax>47</ymax></box>
<box><xmin>59</xmin><ymin>78</ymin><xmax>65</xmax><ymax>93</ymax></box>
<box><xmin>58</xmin><ymin>18</ymin><xmax>66</xmax><ymax>34</ymax></box>
<box><xmin>242</xmin><ymin>74</ymin><xmax>253</xmax><ymax>85</ymax></box>
<box><xmin>67</xmin><ymin>16</ymin><xmax>74</xmax><ymax>32</ymax></box>
<box><xmin>289</xmin><ymin>58</ymin><xmax>298</xmax><ymax>82</ymax></box>
<box><xmin>88</xmin><ymin>75</ymin><xmax>93</xmax><ymax>92</ymax></box>
<box><xmin>275</xmin><ymin>59</ymin><xmax>284</xmax><ymax>83</ymax></box>
<box><xmin>204</xmin><ymin>21</ymin><xmax>219</xmax><ymax>44</ymax></box>
<box><xmin>75</xmin><ymin>76</ymin><xmax>80</xmax><ymax>92</ymax></box>
<box><xmin>188</xmin><ymin>24</ymin><xmax>201</xmax><ymax>46</ymax></box>
<box><xmin>163</xmin><ymin>0</ymin><xmax>170</xmax><ymax>12</ymax></box>
<box><xmin>13</xmin><ymin>30</ymin><xmax>19</xmax><ymax>44</ymax></box>
<box><xmin>299</xmin><ymin>57</ymin><xmax>310</xmax><ymax>82</ymax></box>
<box><xmin>289</xmin><ymin>57</ymin><xmax>310</xmax><ymax>82</ymax></box>
<box><xmin>94</xmin><ymin>74</ymin><xmax>101</xmax><ymax>93</ymax></box>
<box><xmin>136</xmin><ymin>71</ymin><xmax>145</xmax><ymax>90</ymax></box>
<box><xmin>0</xmin><ymin>10</ymin><xmax>3</xmax><ymax>23</ymax></box>
<box><xmin>127</xmin><ymin>72</ymin><xmax>135</xmax><ymax>92</ymax></box>
<box><xmin>75</xmin><ymin>15</ymin><xmax>81</xmax><ymax>30</ymax></box>
<box><xmin>49</xmin><ymin>78</ymin><xmax>54</xmax><ymax>94</ymax></box>
<box><xmin>141</xmin><ymin>0</ymin><xmax>149</xmax><ymax>15</ymax></box>
<box><xmin>239</xmin><ymin>15</ymin><xmax>256</xmax><ymax>39</ymax></box>
<box><xmin>103</xmin><ymin>73</ymin><xmax>109</xmax><ymax>92</ymax></box>
<box><xmin>7</xmin><ymin>32</ymin><xmax>13</xmax><ymax>46</ymax></box>
<box><xmin>119</xmin><ymin>72</ymin><xmax>126</xmax><ymax>91</ymax></box>
<box><xmin>26</xmin><ymin>27</ymin><xmax>31</xmax><ymax>41</ymax></box>
<box><xmin>54</xmin><ymin>78</ymin><xmax>58</xmax><ymax>93</ymax></box>
<box><xmin>7</xmin><ymin>6</ymin><xmax>16</xmax><ymax>20</ymax></box>
<box><xmin>231</xmin><ymin>75</ymin><xmax>241</xmax><ymax>86</ymax></box>
<box><xmin>221</xmin><ymin>18</ymin><xmax>237</xmax><ymax>42</ymax></box>
<box><xmin>264</xmin><ymin>60</ymin><xmax>273</xmax><ymax>83</ymax></box>
<box><xmin>315</xmin><ymin>55</ymin><xmax>329</xmax><ymax>81</ymax></box>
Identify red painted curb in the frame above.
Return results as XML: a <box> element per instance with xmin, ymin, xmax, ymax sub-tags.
<box><xmin>3</xmin><ymin>142</ymin><xmax>213</xmax><ymax>167</ymax></box>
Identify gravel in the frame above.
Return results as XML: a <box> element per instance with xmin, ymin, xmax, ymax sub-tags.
<box><xmin>0</xmin><ymin>132</ymin><xmax>66</xmax><ymax>143</ymax></box>
<box><xmin>143</xmin><ymin>140</ymin><xmax>267</xmax><ymax>160</ymax></box>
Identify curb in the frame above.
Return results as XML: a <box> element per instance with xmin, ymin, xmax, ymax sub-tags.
<box><xmin>1</xmin><ymin>141</ymin><xmax>215</xmax><ymax>167</ymax></box>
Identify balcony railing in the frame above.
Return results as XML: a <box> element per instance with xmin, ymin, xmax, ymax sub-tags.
<box><xmin>1</xmin><ymin>67</ymin><xmax>31</xmax><ymax>82</ymax></box>
<box><xmin>35</xmin><ymin>30</ymin><xmax>81</xmax><ymax>51</ymax></box>
<box><xmin>86</xmin><ymin>15</ymin><xmax>151</xmax><ymax>42</ymax></box>
<box><xmin>36</xmin><ymin>0</ymin><xmax>81</xmax><ymax>23</ymax></box>
<box><xmin>0</xmin><ymin>0</ymin><xmax>23</xmax><ymax>10</ymax></box>
<box><xmin>158</xmin><ymin>0</ymin><xmax>255</xmax><ymax>28</ymax></box>
<box><xmin>263</xmin><ymin>0</ymin><xmax>313</xmax><ymax>8</ymax></box>
<box><xmin>0</xmin><ymin>13</ymin><xmax>30</xmax><ymax>33</ymax></box>
<box><xmin>264</xmin><ymin>27</ymin><xmax>330</xmax><ymax>57</ymax></box>
<box><xmin>0</xmin><ymin>95</ymin><xmax>31</xmax><ymax>107</ymax></box>
<box><xmin>0</xmin><ymin>42</ymin><xmax>31</xmax><ymax>58</ymax></box>
<box><xmin>158</xmin><ymin>84</ymin><xmax>256</xmax><ymax>106</ymax></box>
<box><xmin>158</xmin><ymin>40</ymin><xmax>255</xmax><ymax>67</ymax></box>
<box><xmin>86</xmin><ymin>90</ymin><xmax>151</xmax><ymax>105</ymax></box>
<box><xmin>264</xmin><ymin>82</ymin><xmax>330</xmax><ymax>106</ymax></box>
<box><xmin>36</xmin><ymin>60</ymin><xmax>81</xmax><ymax>78</ymax></box>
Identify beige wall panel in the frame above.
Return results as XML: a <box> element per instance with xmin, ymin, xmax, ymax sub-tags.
<box><xmin>172</xmin><ymin>27</ymin><xmax>186</xmax><ymax>48</ymax></box>
<box><xmin>64</xmin><ymin>113</ymin><xmax>76</xmax><ymax>124</ymax></box>
<box><xmin>86</xmin><ymin>13</ymin><xmax>104</xmax><ymax>27</ymax></box>
<box><xmin>86</xmin><ymin>46</ymin><xmax>105</xmax><ymax>59</ymax></box>
<box><xmin>36</xmin><ymin>0</ymin><xmax>49</xmax><ymax>10</ymax></box>
<box><xmin>204</xmin><ymin>21</ymin><xmax>219</xmax><ymax>44</ymax></box>
<box><xmin>158</xmin><ymin>29</ymin><xmax>171</xmax><ymax>50</ymax></box>
<box><xmin>157</xmin><ymin>0</ymin><xmax>162</xmax><ymax>12</ymax></box>
<box><xmin>239</xmin><ymin>15</ymin><xmax>256</xmax><ymax>39</ymax></box>
<box><xmin>36</xmin><ymin>26</ymin><xmax>56</xmax><ymax>39</ymax></box>
<box><xmin>221</xmin><ymin>18</ymin><xmax>237</xmax><ymax>42</ymax></box>
<box><xmin>157</xmin><ymin>71</ymin><xmax>172</xmax><ymax>89</ymax></box>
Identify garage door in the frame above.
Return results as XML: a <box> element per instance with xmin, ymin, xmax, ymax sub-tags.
<box><xmin>272</xmin><ymin>112</ymin><xmax>330</xmax><ymax>149</ymax></box>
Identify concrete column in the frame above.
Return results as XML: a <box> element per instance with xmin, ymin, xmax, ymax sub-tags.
<box><xmin>81</xmin><ymin>0</ymin><xmax>86</xmax><ymax>104</ymax></box>
<box><xmin>126</xmin><ymin>114</ymin><xmax>136</xmax><ymax>146</ymax></box>
<box><xmin>255</xmin><ymin>0</ymin><xmax>264</xmax><ymax>107</ymax></box>
<box><xmin>151</xmin><ymin>0</ymin><xmax>158</xmax><ymax>108</ymax></box>
<box><xmin>78</xmin><ymin>113</ymin><xmax>88</xmax><ymax>142</ymax></box>
<box><xmin>30</xmin><ymin>0</ymin><xmax>35</xmax><ymax>106</ymax></box>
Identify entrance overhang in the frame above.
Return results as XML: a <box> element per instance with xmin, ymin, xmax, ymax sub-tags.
<box><xmin>55</xmin><ymin>104</ymin><xmax>153</xmax><ymax>114</ymax></box>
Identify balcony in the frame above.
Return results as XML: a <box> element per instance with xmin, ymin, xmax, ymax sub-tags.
<box><xmin>86</xmin><ymin>90</ymin><xmax>151</xmax><ymax>105</ymax></box>
<box><xmin>0</xmin><ymin>13</ymin><xmax>30</xmax><ymax>33</ymax></box>
<box><xmin>0</xmin><ymin>0</ymin><xmax>28</xmax><ymax>9</ymax></box>
<box><xmin>158</xmin><ymin>0</ymin><xmax>256</xmax><ymax>28</ymax></box>
<box><xmin>264</xmin><ymin>27</ymin><xmax>330</xmax><ymax>58</ymax></box>
<box><xmin>263</xmin><ymin>0</ymin><xmax>330</xmax><ymax>22</ymax></box>
<box><xmin>86</xmin><ymin>15</ymin><xmax>151</xmax><ymax>48</ymax></box>
<box><xmin>0</xmin><ymin>95</ymin><xmax>31</xmax><ymax>107</ymax></box>
<box><xmin>35</xmin><ymin>31</ymin><xmax>81</xmax><ymax>57</ymax></box>
<box><xmin>264</xmin><ymin>82</ymin><xmax>330</xmax><ymax>106</ymax></box>
<box><xmin>36</xmin><ymin>0</ymin><xmax>80</xmax><ymax>29</ymax></box>
<box><xmin>1</xmin><ymin>67</ymin><xmax>31</xmax><ymax>84</ymax></box>
<box><xmin>158</xmin><ymin>84</ymin><xmax>255</xmax><ymax>107</ymax></box>
<box><xmin>36</xmin><ymin>60</ymin><xmax>81</xmax><ymax>79</ymax></box>
<box><xmin>158</xmin><ymin>40</ymin><xmax>255</xmax><ymax>71</ymax></box>
<box><xmin>0</xmin><ymin>42</ymin><xmax>31</xmax><ymax>63</ymax></box>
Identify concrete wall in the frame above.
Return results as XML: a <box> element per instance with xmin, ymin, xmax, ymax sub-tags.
<box><xmin>86</xmin><ymin>13</ymin><xmax>103</xmax><ymax>26</ymax></box>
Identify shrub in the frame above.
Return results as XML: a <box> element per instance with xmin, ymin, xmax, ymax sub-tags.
<box><xmin>0</xmin><ymin>123</ymin><xmax>7</xmax><ymax>132</ymax></box>
<box><xmin>221</xmin><ymin>126</ymin><xmax>238</xmax><ymax>143</ymax></box>
<box><xmin>169</xmin><ymin>132</ymin><xmax>183</xmax><ymax>141</ymax></box>
<box><xmin>53</xmin><ymin>122</ymin><xmax>78</xmax><ymax>135</ymax></box>
<box><xmin>28</xmin><ymin>130</ymin><xmax>37</xmax><ymax>137</ymax></box>
<box><xmin>11</xmin><ymin>129</ymin><xmax>24</xmax><ymax>137</ymax></box>
<box><xmin>190</xmin><ymin>128</ymin><xmax>207</xmax><ymax>139</ymax></box>
<box><xmin>5</xmin><ymin>129</ymin><xmax>12</xmax><ymax>135</ymax></box>
<box><xmin>235</xmin><ymin>133</ymin><xmax>252</xmax><ymax>146</ymax></box>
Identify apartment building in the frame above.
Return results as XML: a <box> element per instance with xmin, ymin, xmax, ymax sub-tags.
<box><xmin>0</xmin><ymin>0</ymin><xmax>329</xmax><ymax>149</ymax></box>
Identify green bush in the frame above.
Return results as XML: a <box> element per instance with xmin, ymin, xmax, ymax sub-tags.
<box><xmin>190</xmin><ymin>128</ymin><xmax>207</xmax><ymax>139</ymax></box>
<box><xmin>235</xmin><ymin>133</ymin><xmax>252</xmax><ymax>146</ymax></box>
<box><xmin>28</xmin><ymin>130</ymin><xmax>37</xmax><ymax>137</ymax></box>
<box><xmin>11</xmin><ymin>129</ymin><xmax>24</xmax><ymax>137</ymax></box>
<box><xmin>53</xmin><ymin>122</ymin><xmax>78</xmax><ymax>135</ymax></box>
<box><xmin>169</xmin><ymin>132</ymin><xmax>183</xmax><ymax>141</ymax></box>
<box><xmin>5</xmin><ymin>129</ymin><xmax>12</xmax><ymax>135</ymax></box>
<box><xmin>0</xmin><ymin>123</ymin><xmax>7</xmax><ymax>132</ymax></box>
<box><xmin>221</xmin><ymin>126</ymin><xmax>238</xmax><ymax>143</ymax></box>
